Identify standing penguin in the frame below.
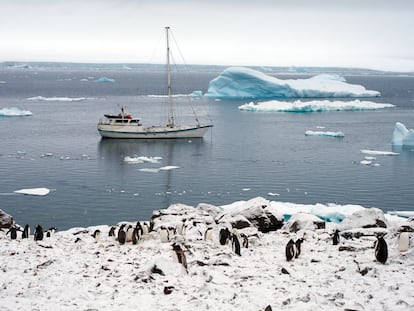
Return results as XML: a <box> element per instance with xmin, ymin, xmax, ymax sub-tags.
<box><xmin>375</xmin><ymin>235</ymin><xmax>388</xmax><ymax>264</ymax></box>
<box><xmin>132</xmin><ymin>224</ymin><xmax>140</xmax><ymax>245</ymax></box>
<box><xmin>172</xmin><ymin>243</ymin><xmax>188</xmax><ymax>271</ymax></box>
<box><xmin>125</xmin><ymin>225</ymin><xmax>134</xmax><ymax>243</ymax></box>
<box><xmin>117</xmin><ymin>224</ymin><xmax>126</xmax><ymax>245</ymax></box>
<box><xmin>159</xmin><ymin>226</ymin><xmax>170</xmax><ymax>243</ymax></box>
<box><xmin>108</xmin><ymin>226</ymin><xmax>117</xmax><ymax>237</ymax></box>
<box><xmin>285</xmin><ymin>239</ymin><xmax>295</xmax><ymax>261</ymax></box>
<box><xmin>34</xmin><ymin>225</ymin><xmax>44</xmax><ymax>241</ymax></box>
<box><xmin>295</xmin><ymin>238</ymin><xmax>304</xmax><ymax>258</ymax></box>
<box><xmin>91</xmin><ymin>229</ymin><xmax>101</xmax><ymax>242</ymax></box>
<box><xmin>333</xmin><ymin>230</ymin><xmax>340</xmax><ymax>245</ymax></box>
<box><xmin>204</xmin><ymin>227</ymin><xmax>213</xmax><ymax>241</ymax></box>
<box><xmin>22</xmin><ymin>224</ymin><xmax>30</xmax><ymax>239</ymax></box>
<box><xmin>219</xmin><ymin>228</ymin><xmax>231</xmax><ymax>245</ymax></box>
<box><xmin>232</xmin><ymin>231</ymin><xmax>241</xmax><ymax>256</ymax></box>
<box><xmin>6</xmin><ymin>226</ymin><xmax>18</xmax><ymax>240</ymax></box>
<box><xmin>241</xmin><ymin>233</ymin><xmax>249</xmax><ymax>248</ymax></box>
<box><xmin>398</xmin><ymin>232</ymin><xmax>410</xmax><ymax>253</ymax></box>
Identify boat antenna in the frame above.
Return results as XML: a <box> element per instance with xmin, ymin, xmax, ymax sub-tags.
<box><xmin>166</xmin><ymin>26</ymin><xmax>174</xmax><ymax>127</ymax></box>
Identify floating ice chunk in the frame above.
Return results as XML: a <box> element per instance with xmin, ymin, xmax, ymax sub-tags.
<box><xmin>124</xmin><ymin>156</ymin><xmax>162</xmax><ymax>164</ymax></box>
<box><xmin>0</xmin><ymin>107</ymin><xmax>32</xmax><ymax>117</ymax></box>
<box><xmin>305</xmin><ymin>130</ymin><xmax>344</xmax><ymax>137</ymax></box>
<box><xmin>360</xmin><ymin>160</ymin><xmax>373</xmax><ymax>165</ymax></box>
<box><xmin>14</xmin><ymin>188</ymin><xmax>50</xmax><ymax>196</ymax></box>
<box><xmin>239</xmin><ymin>100</ymin><xmax>394</xmax><ymax>113</ymax></box>
<box><xmin>138</xmin><ymin>168</ymin><xmax>160</xmax><ymax>173</ymax></box>
<box><xmin>27</xmin><ymin>96</ymin><xmax>94</xmax><ymax>102</ymax></box>
<box><xmin>159</xmin><ymin>166</ymin><xmax>179</xmax><ymax>170</ymax></box>
<box><xmin>387</xmin><ymin>211</ymin><xmax>414</xmax><ymax>218</ymax></box>
<box><xmin>0</xmin><ymin>81</ymin><xmax>7</xmax><ymax>84</ymax></box>
<box><xmin>267</xmin><ymin>192</ymin><xmax>280</xmax><ymax>196</ymax></box>
<box><xmin>190</xmin><ymin>90</ymin><xmax>203</xmax><ymax>98</ymax></box>
<box><xmin>392</xmin><ymin>122</ymin><xmax>414</xmax><ymax>146</ymax></box>
<box><xmin>95</xmin><ymin>77</ymin><xmax>115</xmax><ymax>83</ymax></box>
<box><xmin>206</xmin><ymin>67</ymin><xmax>381</xmax><ymax>99</ymax></box>
<box><xmin>360</xmin><ymin>149</ymin><xmax>399</xmax><ymax>156</ymax></box>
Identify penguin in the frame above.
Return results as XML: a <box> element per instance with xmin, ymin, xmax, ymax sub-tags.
<box><xmin>232</xmin><ymin>231</ymin><xmax>241</xmax><ymax>256</ymax></box>
<box><xmin>6</xmin><ymin>226</ymin><xmax>18</xmax><ymax>240</ymax></box>
<box><xmin>398</xmin><ymin>232</ymin><xmax>410</xmax><ymax>253</ymax></box>
<box><xmin>172</xmin><ymin>243</ymin><xmax>187</xmax><ymax>271</ymax></box>
<box><xmin>241</xmin><ymin>233</ymin><xmax>249</xmax><ymax>248</ymax></box>
<box><xmin>375</xmin><ymin>235</ymin><xmax>388</xmax><ymax>264</ymax></box>
<box><xmin>295</xmin><ymin>238</ymin><xmax>304</xmax><ymax>258</ymax></box>
<box><xmin>176</xmin><ymin>219</ymin><xmax>186</xmax><ymax>236</ymax></box>
<box><xmin>125</xmin><ymin>225</ymin><xmax>134</xmax><ymax>243</ymax></box>
<box><xmin>45</xmin><ymin>227</ymin><xmax>57</xmax><ymax>238</ymax></box>
<box><xmin>204</xmin><ymin>227</ymin><xmax>213</xmax><ymax>241</ymax></box>
<box><xmin>141</xmin><ymin>222</ymin><xmax>150</xmax><ymax>235</ymax></box>
<box><xmin>132</xmin><ymin>223</ymin><xmax>140</xmax><ymax>245</ymax></box>
<box><xmin>108</xmin><ymin>226</ymin><xmax>116</xmax><ymax>237</ymax></box>
<box><xmin>117</xmin><ymin>224</ymin><xmax>126</xmax><ymax>245</ymax></box>
<box><xmin>34</xmin><ymin>225</ymin><xmax>44</xmax><ymax>241</ymax></box>
<box><xmin>22</xmin><ymin>224</ymin><xmax>30</xmax><ymax>239</ymax></box>
<box><xmin>333</xmin><ymin>230</ymin><xmax>340</xmax><ymax>245</ymax></box>
<box><xmin>91</xmin><ymin>229</ymin><xmax>101</xmax><ymax>242</ymax></box>
<box><xmin>159</xmin><ymin>226</ymin><xmax>169</xmax><ymax>243</ymax></box>
<box><xmin>135</xmin><ymin>221</ymin><xmax>143</xmax><ymax>236</ymax></box>
<box><xmin>285</xmin><ymin>239</ymin><xmax>295</xmax><ymax>261</ymax></box>
<box><xmin>219</xmin><ymin>228</ymin><xmax>231</xmax><ymax>245</ymax></box>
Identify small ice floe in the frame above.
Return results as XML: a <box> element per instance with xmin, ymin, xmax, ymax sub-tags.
<box><xmin>159</xmin><ymin>166</ymin><xmax>179</xmax><ymax>171</ymax></box>
<box><xmin>242</xmin><ymin>188</ymin><xmax>251</xmax><ymax>191</ymax></box>
<box><xmin>305</xmin><ymin>130</ymin><xmax>344</xmax><ymax>137</ymax></box>
<box><xmin>27</xmin><ymin>96</ymin><xmax>93</xmax><ymax>102</ymax></box>
<box><xmin>267</xmin><ymin>192</ymin><xmax>280</xmax><ymax>197</ymax></box>
<box><xmin>138</xmin><ymin>168</ymin><xmax>160</xmax><ymax>173</ymax></box>
<box><xmin>0</xmin><ymin>107</ymin><xmax>32</xmax><ymax>117</ymax></box>
<box><xmin>95</xmin><ymin>77</ymin><xmax>115</xmax><ymax>83</ymax></box>
<box><xmin>0</xmin><ymin>81</ymin><xmax>7</xmax><ymax>84</ymax></box>
<box><xmin>124</xmin><ymin>156</ymin><xmax>162</xmax><ymax>164</ymax></box>
<box><xmin>14</xmin><ymin>188</ymin><xmax>50</xmax><ymax>196</ymax></box>
<box><xmin>360</xmin><ymin>149</ymin><xmax>399</xmax><ymax>156</ymax></box>
<box><xmin>40</xmin><ymin>153</ymin><xmax>54</xmax><ymax>158</ymax></box>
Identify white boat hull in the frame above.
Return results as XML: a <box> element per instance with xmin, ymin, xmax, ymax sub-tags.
<box><xmin>97</xmin><ymin>123</ymin><xmax>212</xmax><ymax>139</ymax></box>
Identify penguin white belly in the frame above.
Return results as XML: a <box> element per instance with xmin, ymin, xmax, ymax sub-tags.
<box><xmin>398</xmin><ymin>232</ymin><xmax>410</xmax><ymax>253</ymax></box>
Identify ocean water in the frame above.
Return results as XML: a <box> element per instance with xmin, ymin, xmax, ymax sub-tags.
<box><xmin>1</xmin><ymin>63</ymin><xmax>414</xmax><ymax>230</ymax></box>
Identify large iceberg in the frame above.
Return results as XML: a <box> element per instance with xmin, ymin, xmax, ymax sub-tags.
<box><xmin>205</xmin><ymin>67</ymin><xmax>381</xmax><ymax>99</ymax></box>
<box><xmin>238</xmin><ymin>99</ymin><xmax>394</xmax><ymax>112</ymax></box>
<box><xmin>392</xmin><ymin>122</ymin><xmax>414</xmax><ymax>146</ymax></box>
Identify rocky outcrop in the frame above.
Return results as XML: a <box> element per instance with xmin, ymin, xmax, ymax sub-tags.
<box><xmin>0</xmin><ymin>209</ymin><xmax>14</xmax><ymax>229</ymax></box>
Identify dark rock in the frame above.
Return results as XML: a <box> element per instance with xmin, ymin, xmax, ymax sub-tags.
<box><xmin>0</xmin><ymin>209</ymin><xmax>14</xmax><ymax>229</ymax></box>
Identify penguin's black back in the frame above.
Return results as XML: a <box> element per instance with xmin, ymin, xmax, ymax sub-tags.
<box><xmin>22</xmin><ymin>224</ymin><xmax>29</xmax><ymax>239</ymax></box>
<box><xmin>285</xmin><ymin>239</ymin><xmax>295</xmax><ymax>261</ymax></box>
<box><xmin>333</xmin><ymin>230</ymin><xmax>340</xmax><ymax>245</ymax></box>
<box><xmin>118</xmin><ymin>224</ymin><xmax>126</xmax><ymax>245</ymax></box>
<box><xmin>232</xmin><ymin>234</ymin><xmax>241</xmax><ymax>256</ymax></box>
<box><xmin>295</xmin><ymin>238</ymin><xmax>303</xmax><ymax>258</ymax></box>
<box><xmin>375</xmin><ymin>236</ymin><xmax>388</xmax><ymax>264</ymax></box>
<box><xmin>219</xmin><ymin>228</ymin><xmax>230</xmax><ymax>245</ymax></box>
<box><xmin>108</xmin><ymin>226</ymin><xmax>116</xmax><ymax>237</ymax></box>
<box><xmin>9</xmin><ymin>227</ymin><xmax>17</xmax><ymax>240</ymax></box>
<box><xmin>34</xmin><ymin>225</ymin><xmax>43</xmax><ymax>241</ymax></box>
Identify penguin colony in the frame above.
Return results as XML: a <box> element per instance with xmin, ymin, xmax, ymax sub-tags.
<box><xmin>3</xmin><ymin>218</ymin><xmax>411</xmax><ymax>270</ymax></box>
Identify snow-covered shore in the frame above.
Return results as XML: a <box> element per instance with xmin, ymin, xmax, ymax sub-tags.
<box><xmin>1</xmin><ymin>197</ymin><xmax>413</xmax><ymax>311</ymax></box>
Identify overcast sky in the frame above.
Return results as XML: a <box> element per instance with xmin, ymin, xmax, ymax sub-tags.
<box><xmin>1</xmin><ymin>0</ymin><xmax>413</xmax><ymax>71</ymax></box>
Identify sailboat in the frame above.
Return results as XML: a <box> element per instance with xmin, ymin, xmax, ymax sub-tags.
<box><xmin>97</xmin><ymin>27</ymin><xmax>213</xmax><ymax>139</ymax></box>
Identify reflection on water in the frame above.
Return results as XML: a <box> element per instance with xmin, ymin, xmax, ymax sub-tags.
<box><xmin>97</xmin><ymin>138</ymin><xmax>211</xmax><ymax>210</ymax></box>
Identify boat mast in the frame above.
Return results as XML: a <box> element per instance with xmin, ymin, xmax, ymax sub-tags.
<box><xmin>166</xmin><ymin>26</ymin><xmax>174</xmax><ymax>127</ymax></box>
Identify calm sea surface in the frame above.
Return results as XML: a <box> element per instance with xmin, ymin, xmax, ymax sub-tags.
<box><xmin>1</xmin><ymin>64</ymin><xmax>413</xmax><ymax>230</ymax></box>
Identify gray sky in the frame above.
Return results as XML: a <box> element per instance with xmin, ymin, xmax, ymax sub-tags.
<box><xmin>1</xmin><ymin>0</ymin><xmax>413</xmax><ymax>71</ymax></box>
